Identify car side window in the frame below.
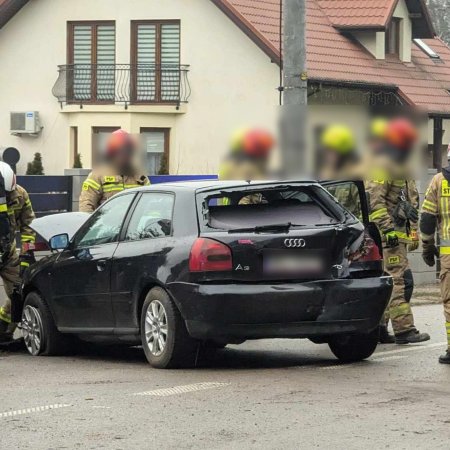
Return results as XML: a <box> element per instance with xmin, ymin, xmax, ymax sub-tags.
<box><xmin>73</xmin><ymin>194</ymin><xmax>135</xmax><ymax>248</ymax></box>
<box><xmin>125</xmin><ymin>193</ymin><xmax>174</xmax><ymax>241</ymax></box>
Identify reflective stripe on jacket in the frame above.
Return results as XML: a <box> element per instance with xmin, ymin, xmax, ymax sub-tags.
<box><xmin>366</xmin><ymin>179</ymin><xmax>419</xmax><ymax>243</ymax></box>
<box><xmin>79</xmin><ymin>171</ymin><xmax>150</xmax><ymax>213</ymax></box>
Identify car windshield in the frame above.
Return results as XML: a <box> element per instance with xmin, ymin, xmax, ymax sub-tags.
<box><xmin>199</xmin><ymin>185</ymin><xmax>347</xmax><ymax>231</ymax></box>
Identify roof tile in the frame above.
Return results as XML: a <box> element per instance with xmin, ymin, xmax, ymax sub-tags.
<box><xmin>220</xmin><ymin>0</ymin><xmax>450</xmax><ymax>113</ymax></box>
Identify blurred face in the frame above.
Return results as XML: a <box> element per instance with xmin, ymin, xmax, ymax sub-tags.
<box><xmin>109</xmin><ymin>143</ymin><xmax>135</xmax><ymax>169</ymax></box>
<box><xmin>323</xmin><ymin>147</ymin><xmax>340</xmax><ymax>169</ymax></box>
<box><xmin>368</xmin><ymin>136</ymin><xmax>385</xmax><ymax>155</ymax></box>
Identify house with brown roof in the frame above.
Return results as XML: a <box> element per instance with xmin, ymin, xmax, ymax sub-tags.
<box><xmin>0</xmin><ymin>0</ymin><xmax>449</xmax><ymax>174</ymax></box>
<box><xmin>217</xmin><ymin>0</ymin><xmax>450</xmax><ymax>166</ymax></box>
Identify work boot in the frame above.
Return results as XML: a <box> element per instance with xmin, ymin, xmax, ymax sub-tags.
<box><xmin>395</xmin><ymin>329</ymin><xmax>430</xmax><ymax>345</ymax></box>
<box><xmin>379</xmin><ymin>325</ymin><xmax>395</xmax><ymax>344</ymax></box>
<box><xmin>439</xmin><ymin>350</ymin><xmax>450</xmax><ymax>364</ymax></box>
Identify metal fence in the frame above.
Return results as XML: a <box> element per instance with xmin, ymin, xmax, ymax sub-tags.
<box><xmin>52</xmin><ymin>64</ymin><xmax>191</xmax><ymax>108</ymax></box>
<box><xmin>17</xmin><ymin>176</ymin><xmax>72</xmax><ymax>218</ymax></box>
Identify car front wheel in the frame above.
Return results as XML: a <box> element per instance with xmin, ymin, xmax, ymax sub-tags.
<box><xmin>328</xmin><ymin>331</ymin><xmax>378</xmax><ymax>363</ymax></box>
<box><xmin>140</xmin><ymin>287</ymin><xmax>198</xmax><ymax>369</ymax></box>
<box><xmin>21</xmin><ymin>291</ymin><xmax>71</xmax><ymax>356</ymax></box>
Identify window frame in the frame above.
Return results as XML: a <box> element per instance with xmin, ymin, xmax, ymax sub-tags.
<box><xmin>196</xmin><ymin>183</ymin><xmax>352</xmax><ymax>233</ymax></box>
<box><xmin>140</xmin><ymin>127</ymin><xmax>171</xmax><ymax>176</ymax></box>
<box><xmin>67</xmin><ymin>20</ymin><xmax>116</xmax><ymax>104</ymax></box>
<box><xmin>130</xmin><ymin>19</ymin><xmax>181</xmax><ymax>105</ymax></box>
<box><xmin>71</xmin><ymin>192</ymin><xmax>137</xmax><ymax>249</ymax></box>
<box><xmin>385</xmin><ymin>18</ymin><xmax>401</xmax><ymax>56</ymax></box>
<box><xmin>120</xmin><ymin>191</ymin><xmax>176</xmax><ymax>242</ymax></box>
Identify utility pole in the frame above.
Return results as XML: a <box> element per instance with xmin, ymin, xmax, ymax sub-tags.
<box><xmin>433</xmin><ymin>116</ymin><xmax>443</xmax><ymax>172</ymax></box>
<box><xmin>281</xmin><ymin>0</ymin><xmax>308</xmax><ymax>177</ymax></box>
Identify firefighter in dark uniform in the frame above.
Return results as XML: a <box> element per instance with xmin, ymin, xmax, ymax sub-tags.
<box><xmin>0</xmin><ymin>162</ymin><xmax>36</xmax><ymax>343</ymax></box>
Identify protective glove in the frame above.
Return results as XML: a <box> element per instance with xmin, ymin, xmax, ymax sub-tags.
<box><xmin>408</xmin><ymin>230</ymin><xmax>420</xmax><ymax>252</ymax></box>
<box><xmin>384</xmin><ymin>230</ymin><xmax>399</xmax><ymax>248</ymax></box>
<box><xmin>402</xmin><ymin>202</ymin><xmax>419</xmax><ymax>223</ymax></box>
<box><xmin>422</xmin><ymin>242</ymin><xmax>439</xmax><ymax>267</ymax></box>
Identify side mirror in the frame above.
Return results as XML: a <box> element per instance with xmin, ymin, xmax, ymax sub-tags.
<box><xmin>49</xmin><ymin>233</ymin><xmax>69</xmax><ymax>251</ymax></box>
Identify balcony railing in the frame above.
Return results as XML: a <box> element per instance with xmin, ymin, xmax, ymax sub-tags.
<box><xmin>52</xmin><ymin>64</ymin><xmax>191</xmax><ymax>108</ymax></box>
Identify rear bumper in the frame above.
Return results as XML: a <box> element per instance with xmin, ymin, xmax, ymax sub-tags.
<box><xmin>168</xmin><ymin>276</ymin><xmax>393</xmax><ymax>340</ymax></box>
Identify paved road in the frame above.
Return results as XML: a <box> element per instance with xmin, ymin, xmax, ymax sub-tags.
<box><xmin>0</xmin><ymin>304</ymin><xmax>449</xmax><ymax>449</ymax></box>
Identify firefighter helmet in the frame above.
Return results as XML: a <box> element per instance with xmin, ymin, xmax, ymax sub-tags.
<box><xmin>385</xmin><ymin>118</ymin><xmax>418</xmax><ymax>151</ymax></box>
<box><xmin>0</xmin><ymin>162</ymin><xmax>16</xmax><ymax>192</ymax></box>
<box><xmin>320</xmin><ymin>125</ymin><xmax>355</xmax><ymax>154</ymax></box>
<box><xmin>230</xmin><ymin>128</ymin><xmax>274</xmax><ymax>158</ymax></box>
<box><xmin>370</xmin><ymin>118</ymin><xmax>388</xmax><ymax>139</ymax></box>
<box><xmin>105</xmin><ymin>129</ymin><xmax>136</xmax><ymax>156</ymax></box>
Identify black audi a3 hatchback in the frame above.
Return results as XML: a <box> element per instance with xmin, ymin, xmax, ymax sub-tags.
<box><xmin>18</xmin><ymin>180</ymin><xmax>392</xmax><ymax>368</ymax></box>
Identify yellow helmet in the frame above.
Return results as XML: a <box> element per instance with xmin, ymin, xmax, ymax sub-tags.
<box><xmin>230</xmin><ymin>127</ymin><xmax>250</xmax><ymax>153</ymax></box>
<box><xmin>320</xmin><ymin>125</ymin><xmax>355</xmax><ymax>154</ymax></box>
<box><xmin>370</xmin><ymin>118</ymin><xmax>388</xmax><ymax>139</ymax></box>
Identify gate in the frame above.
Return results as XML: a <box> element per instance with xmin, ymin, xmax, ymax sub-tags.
<box><xmin>17</xmin><ymin>176</ymin><xmax>72</xmax><ymax>218</ymax></box>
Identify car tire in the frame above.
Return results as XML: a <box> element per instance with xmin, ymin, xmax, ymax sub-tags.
<box><xmin>21</xmin><ymin>291</ymin><xmax>71</xmax><ymax>356</ymax></box>
<box><xmin>328</xmin><ymin>331</ymin><xmax>378</xmax><ymax>363</ymax></box>
<box><xmin>140</xmin><ymin>287</ymin><xmax>198</xmax><ymax>369</ymax></box>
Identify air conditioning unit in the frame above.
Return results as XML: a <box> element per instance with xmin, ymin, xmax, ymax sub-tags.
<box><xmin>10</xmin><ymin>111</ymin><xmax>42</xmax><ymax>136</ymax></box>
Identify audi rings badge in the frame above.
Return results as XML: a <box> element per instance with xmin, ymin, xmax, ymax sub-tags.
<box><xmin>284</xmin><ymin>238</ymin><xmax>306</xmax><ymax>248</ymax></box>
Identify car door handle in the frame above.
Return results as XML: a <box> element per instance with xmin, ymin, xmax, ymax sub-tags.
<box><xmin>97</xmin><ymin>260</ymin><xmax>108</xmax><ymax>272</ymax></box>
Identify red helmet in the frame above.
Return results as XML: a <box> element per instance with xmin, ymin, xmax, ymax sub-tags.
<box><xmin>385</xmin><ymin>118</ymin><xmax>418</xmax><ymax>151</ymax></box>
<box><xmin>242</xmin><ymin>128</ymin><xmax>274</xmax><ymax>158</ymax></box>
<box><xmin>105</xmin><ymin>129</ymin><xmax>136</xmax><ymax>156</ymax></box>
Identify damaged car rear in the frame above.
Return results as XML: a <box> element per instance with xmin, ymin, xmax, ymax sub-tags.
<box><xmin>18</xmin><ymin>180</ymin><xmax>392</xmax><ymax>368</ymax></box>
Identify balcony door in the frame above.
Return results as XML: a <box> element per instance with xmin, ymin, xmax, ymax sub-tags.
<box><xmin>68</xmin><ymin>21</ymin><xmax>116</xmax><ymax>103</ymax></box>
<box><xmin>131</xmin><ymin>21</ymin><xmax>180</xmax><ymax>103</ymax></box>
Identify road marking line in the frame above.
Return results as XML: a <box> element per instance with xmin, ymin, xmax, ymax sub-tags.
<box><xmin>0</xmin><ymin>403</ymin><xmax>70</xmax><ymax>419</ymax></box>
<box><xmin>373</xmin><ymin>355</ymin><xmax>408</xmax><ymax>362</ymax></box>
<box><xmin>374</xmin><ymin>341</ymin><xmax>446</xmax><ymax>357</ymax></box>
<box><xmin>133</xmin><ymin>382</ymin><xmax>230</xmax><ymax>397</ymax></box>
<box><xmin>320</xmin><ymin>365</ymin><xmax>346</xmax><ymax>370</ymax></box>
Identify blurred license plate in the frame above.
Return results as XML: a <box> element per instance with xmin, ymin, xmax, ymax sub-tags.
<box><xmin>263</xmin><ymin>253</ymin><xmax>324</xmax><ymax>275</ymax></box>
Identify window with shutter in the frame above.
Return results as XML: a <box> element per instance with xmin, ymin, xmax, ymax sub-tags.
<box><xmin>68</xmin><ymin>22</ymin><xmax>116</xmax><ymax>103</ymax></box>
<box><xmin>131</xmin><ymin>21</ymin><xmax>180</xmax><ymax>103</ymax></box>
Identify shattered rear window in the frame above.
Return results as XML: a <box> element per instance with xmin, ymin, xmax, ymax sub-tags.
<box><xmin>198</xmin><ymin>185</ymin><xmax>348</xmax><ymax>231</ymax></box>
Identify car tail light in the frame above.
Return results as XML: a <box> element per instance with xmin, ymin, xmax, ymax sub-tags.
<box><xmin>349</xmin><ymin>236</ymin><xmax>382</xmax><ymax>262</ymax></box>
<box><xmin>189</xmin><ymin>238</ymin><xmax>233</xmax><ymax>272</ymax></box>
<box><xmin>359</xmin><ymin>237</ymin><xmax>382</xmax><ymax>262</ymax></box>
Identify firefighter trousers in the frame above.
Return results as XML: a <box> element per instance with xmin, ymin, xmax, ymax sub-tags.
<box><xmin>438</xmin><ymin>255</ymin><xmax>450</xmax><ymax>349</ymax></box>
<box><xmin>0</xmin><ymin>252</ymin><xmax>20</xmax><ymax>326</ymax></box>
<box><xmin>383</xmin><ymin>243</ymin><xmax>415</xmax><ymax>335</ymax></box>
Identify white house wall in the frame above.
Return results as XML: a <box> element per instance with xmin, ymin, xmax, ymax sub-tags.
<box><xmin>0</xmin><ymin>0</ymin><xmax>279</xmax><ymax>174</ymax></box>
<box><xmin>0</xmin><ymin>0</ymin><xmax>442</xmax><ymax>175</ymax></box>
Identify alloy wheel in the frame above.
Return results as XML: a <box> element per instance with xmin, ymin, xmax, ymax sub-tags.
<box><xmin>22</xmin><ymin>305</ymin><xmax>44</xmax><ymax>356</ymax></box>
<box><xmin>144</xmin><ymin>300</ymin><xmax>168</xmax><ymax>357</ymax></box>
